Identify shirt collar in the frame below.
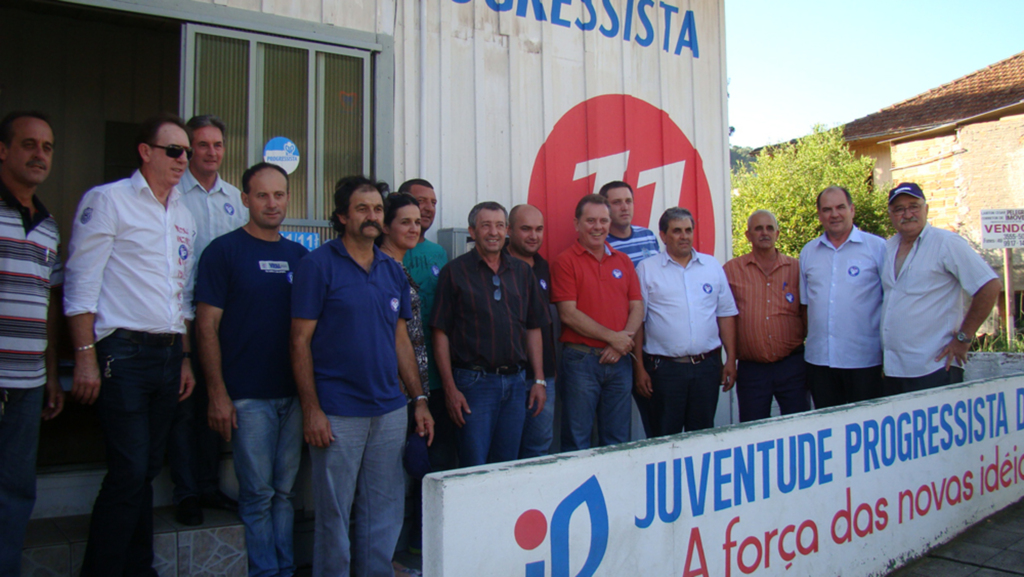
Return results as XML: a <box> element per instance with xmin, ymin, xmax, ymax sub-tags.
<box><xmin>472</xmin><ymin>247</ymin><xmax>509</xmax><ymax>273</ymax></box>
<box><xmin>179</xmin><ymin>168</ymin><xmax>225</xmax><ymax>196</ymax></box>
<box><xmin>572</xmin><ymin>239</ymin><xmax>614</xmax><ymax>260</ymax></box>
<box><xmin>816</xmin><ymin>225</ymin><xmax>864</xmax><ymax>248</ymax></box>
<box><xmin>131</xmin><ymin>169</ymin><xmax>183</xmax><ymax>204</ymax></box>
<box><xmin>659</xmin><ymin>249</ymin><xmax>702</xmax><ymax>268</ymax></box>
<box><xmin>0</xmin><ymin>177</ymin><xmax>50</xmax><ymax>233</ymax></box>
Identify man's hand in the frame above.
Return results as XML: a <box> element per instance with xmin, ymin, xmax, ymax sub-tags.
<box><xmin>304</xmin><ymin>407</ymin><xmax>335</xmax><ymax>448</ymax></box>
<box><xmin>207</xmin><ymin>390</ymin><xmax>237</xmax><ymax>442</ymax></box>
<box><xmin>42</xmin><ymin>379</ymin><xmax>64</xmax><ymax>420</ymax></box>
<box><xmin>527</xmin><ymin>382</ymin><xmax>547</xmax><ymax>417</ymax></box>
<box><xmin>179</xmin><ymin>358</ymin><xmax>196</xmax><ymax>401</ymax></box>
<box><xmin>599</xmin><ymin>346</ymin><xmax>622</xmax><ymax>365</ymax></box>
<box><xmin>634</xmin><ymin>365</ymin><xmax>653</xmax><ymax>399</ymax></box>
<box><xmin>72</xmin><ymin>354</ymin><xmax>102</xmax><ymax>405</ymax></box>
<box><xmin>721</xmin><ymin>357</ymin><xmax>737</xmax><ymax>392</ymax></box>
<box><xmin>413</xmin><ymin>400</ymin><xmax>435</xmax><ymax>446</ymax></box>
<box><xmin>606</xmin><ymin>330</ymin><xmax>635</xmax><ymax>356</ymax></box>
<box><xmin>936</xmin><ymin>337</ymin><xmax>971</xmax><ymax>370</ymax></box>
<box><xmin>445</xmin><ymin>387</ymin><xmax>472</xmax><ymax>427</ymax></box>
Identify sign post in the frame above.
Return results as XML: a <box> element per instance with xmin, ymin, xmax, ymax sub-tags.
<box><xmin>981</xmin><ymin>209</ymin><xmax>1022</xmax><ymax>341</ymax></box>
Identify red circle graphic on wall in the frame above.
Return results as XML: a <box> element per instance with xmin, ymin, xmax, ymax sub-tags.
<box><xmin>527</xmin><ymin>94</ymin><xmax>714</xmax><ymax>260</ymax></box>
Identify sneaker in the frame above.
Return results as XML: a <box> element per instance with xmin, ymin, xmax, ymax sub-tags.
<box><xmin>175</xmin><ymin>496</ymin><xmax>203</xmax><ymax>526</ymax></box>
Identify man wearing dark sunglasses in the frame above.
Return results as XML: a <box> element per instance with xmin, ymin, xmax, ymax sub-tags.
<box><xmin>65</xmin><ymin>113</ymin><xmax>199</xmax><ymax>577</ymax></box>
<box><xmin>431</xmin><ymin>201</ymin><xmax>550</xmax><ymax>467</ymax></box>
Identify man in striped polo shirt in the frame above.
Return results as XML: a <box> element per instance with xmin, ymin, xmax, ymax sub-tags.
<box><xmin>0</xmin><ymin>111</ymin><xmax>64</xmax><ymax>576</ymax></box>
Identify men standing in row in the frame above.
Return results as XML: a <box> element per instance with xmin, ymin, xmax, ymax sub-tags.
<box><xmin>882</xmin><ymin>183</ymin><xmax>1000</xmax><ymax>392</ymax></box>
<box><xmin>724</xmin><ymin>210</ymin><xmax>809</xmax><ymax>422</ymax></box>
<box><xmin>172</xmin><ymin>114</ymin><xmax>246</xmax><ymax>525</ymax></box>
<box><xmin>66</xmin><ymin>113</ymin><xmax>198</xmax><ymax>576</ymax></box>
<box><xmin>552</xmin><ymin>195</ymin><xmax>643</xmax><ymax>451</ymax></box>
<box><xmin>196</xmin><ymin>162</ymin><xmax>307</xmax><ymax>576</ymax></box>
<box><xmin>799</xmin><ymin>187</ymin><xmax>886</xmax><ymax>408</ymax></box>
<box><xmin>0</xmin><ymin>111</ymin><xmax>64</xmax><ymax>576</ymax></box>
<box><xmin>292</xmin><ymin>176</ymin><xmax>432</xmax><ymax>577</ymax></box>
<box><xmin>432</xmin><ymin>202</ymin><xmax>549</xmax><ymax>466</ymax></box>
<box><xmin>505</xmin><ymin>204</ymin><xmax>557</xmax><ymax>458</ymax></box>
<box><xmin>634</xmin><ymin>208</ymin><xmax>737</xmax><ymax>436</ymax></box>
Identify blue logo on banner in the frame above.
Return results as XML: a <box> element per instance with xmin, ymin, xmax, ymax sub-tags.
<box><xmin>516</xmin><ymin>476</ymin><xmax>609</xmax><ymax>577</ymax></box>
<box><xmin>848</xmin><ymin>265</ymin><xmax>860</xmax><ymax>277</ymax></box>
<box><xmin>702</xmin><ymin>283</ymin><xmax>712</xmax><ymax>294</ymax></box>
<box><xmin>612</xmin><ymin>269</ymin><xmax>623</xmax><ymax>279</ymax></box>
<box><xmin>179</xmin><ymin>245</ymin><xmax>189</xmax><ymax>260</ymax></box>
<box><xmin>224</xmin><ymin>203</ymin><xmax>235</xmax><ymax>216</ymax></box>
<box><xmin>786</xmin><ymin>292</ymin><xmax>795</xmax><ymax>303</ymax></box>
<box><xmin>280</xmin><ymin>231</ymin><xmax>321</xmax><ymax>251</ymax></box>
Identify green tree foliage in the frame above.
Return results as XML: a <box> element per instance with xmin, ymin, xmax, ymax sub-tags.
<box><xmin>730</xmin><ymin>126</ymin><xmax>893</xmax><ymax>257</ymax></box>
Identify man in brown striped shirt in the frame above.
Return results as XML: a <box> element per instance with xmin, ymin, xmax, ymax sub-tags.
<box><xmin>723</xmin><ymin>210</ymin><xmax>809</xmax><ymax>422</ymax></box>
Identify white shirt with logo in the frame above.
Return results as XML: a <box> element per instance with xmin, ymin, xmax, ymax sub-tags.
<box><xmin>799</xmin><ymin>227</ymin><xmax>886</xmax><ymax>369</ymax></box>
<box><xmin>65</xmin><ymin>170</ymin><xmax>198</xmax><ymax>340</ymax></box>
<box><xmin>178</xmin><ymin>168</ymin><xmax>248</xmax><ymax>265</ymax></box>
<box><xmin>637</xmin><ymin>250</ymin><xmax>738</xmax><ymax>357</ymax></box>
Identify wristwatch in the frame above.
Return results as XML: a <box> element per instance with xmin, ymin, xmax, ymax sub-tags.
<box><xmin>955</xmin><ymin>331</ymin><xmax>971</xmax><ymax>344</ymax></box>
<box><xmin>534</xmin><ymin>379</ymin><xmax>546</xmax><ymax>386</ymax></box>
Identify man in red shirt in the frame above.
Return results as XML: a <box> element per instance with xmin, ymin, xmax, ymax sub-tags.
<box><xmin>551</xmin><ymin>195</ymin><xmax>643</xmax><ymax>450</ymax></box>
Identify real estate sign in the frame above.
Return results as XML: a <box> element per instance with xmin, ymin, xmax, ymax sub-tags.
<box><xmin>981</xmin><ymin>209</ymin><xmax>1024</xmax><ymax>248</ymax></box>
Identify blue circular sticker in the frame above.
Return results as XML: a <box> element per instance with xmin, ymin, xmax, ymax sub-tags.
<box><xmin>178</xmin><ymin>244</ymin><xmax>189</xmax><ymax>260</ymax></box>
<box><xmin>80</xmin><ymin>207</ymin><xmax>93</xmax><ymax>224</ymax></box>
<box><xmin>848</xmin><ymin>265</ymin><xmax>860</xmax><ymax>277</ymax></box>
<box><xmin>263</xmin><ymin>137</ymin><xmax>300</xmax><ymax>174</ymax></box>
<box><xmin>612</xmin><ymin>269</ymin><xmax>623</xmax><ymax>279</ymax></box>
<box><xmin>390</xmin><ymin>297</ymin><xmax>400</xmax><ymax>312</ymax></box>
<box><xmin>785</xmin><ymin>292</ymin><xmax>795</xmax><ymax>303</ymax></box>
<box><xmin>540</xmin><ymin>278</ymin><xmax>548</xmax><ymax>290</ymax></box>
<box><xmin>702</xmin><ymin>283</ymin><xmax>713</xmax><ymax>294</ymax></box>
<box><xmin>431</xmin><ymin>264</ymin><xmax>440</xmax><ymax>277</ymax></box>
<box><xmin>224</xmin><ymin>203</ymin><xmax>235</xmax><ymax>216</ymax></box>
<box><xmin>287</xmin><ymin>272</ymin><xmax>294</xmax><ymax>284</ymax></box>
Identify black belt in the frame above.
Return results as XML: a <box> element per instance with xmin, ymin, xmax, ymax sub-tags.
<box><xmin>110</xmin><ymin>328</ymin><xmax>179</xmax><ymax>347</ymax></box>
<box><xmin>646</xmin><ymin>348</ymin><xmax>718</xmax><ymax>365</ymax></box>
<box><xmin>454</xmin><ymin>363</ymin><xmax>524</xmax><ymax>376</ymax></box>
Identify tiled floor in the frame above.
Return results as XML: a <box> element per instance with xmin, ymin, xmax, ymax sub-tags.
<box><xmin>889</xmin><ymin>498</ymin><xmax>1024</xmax><ymax>576</ymax></box>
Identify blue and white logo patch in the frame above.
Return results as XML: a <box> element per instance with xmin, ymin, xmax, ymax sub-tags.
<box><xmin>540</xmin><ymin>278</ymin><xmax>548</xmax><ymax>290</ymax></box>
<box><xmin>431</xmin><ymin>264</ymin><xmax>440</xmax><ymax>277</ymax></box>
<box><xmin>287</xmin><ymin>272</ymin><xmax>294</xmax><ymax>284</ymax></box>
<box><xmin>612</xmin><ymin>269</ymin><xmax>623</xmax><ymax>279</ymax></box>
<box><xmin>848</xmin><ymin>265</ymin><xmax>860</xmax><ymax>277</ymax></box>
<box><xmin>178</xmin><ymin>245</ymin><xmax>189</xmax><ymax>260</ymax></box>
<box><xmin>785</xmin><ymin>292</ymin><xmax>795</xmax><ymax>303</ymax></box>
<box><xmin>702</xmin><ymin>283</ymin><xmax>713</xmax><ymax>294</ymax></box>
<box><xmin>80</xmin><ymin>207</ymin><xmax>93</xmax><ymax>224</ymax></box>
<box><xmin>224</xmin><ymin>203</ymin><xmax>235</xmax><ymax>216</ymax></box>
<box><xmin>390</xmin><ymin>297</ymin><xmax>400</xmax><ymax>312</ymax></box>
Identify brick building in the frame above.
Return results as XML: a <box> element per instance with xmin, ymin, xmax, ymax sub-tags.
<box><xmin>844</xmin><ymin>51</ymin><xmax>1024</xmax><ymax>321</ymax></box>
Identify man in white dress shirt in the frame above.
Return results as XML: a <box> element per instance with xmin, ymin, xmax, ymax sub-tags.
<box><xmin>799</xmin><ymin>186</ymin><xmax>886</xmax><ymax>408</ymax></box>
<box><xmin>633</xmin><ymin>207</ymin><xmax>738</xmax><ymax>436</ymax></box>
<box><xmin>881</xmin><ymin>182</ymin><xmax>1000</xmax><ymax>394</ymax></box>
<box><xmin>65</xmin><ymin>113</ymin><xmax>198</xmax><ymax>577</ymax></box>
<box><xmin>168</xmin><ymin>114</ymin><xmax>246</xmax><ymax>525</ymax></box>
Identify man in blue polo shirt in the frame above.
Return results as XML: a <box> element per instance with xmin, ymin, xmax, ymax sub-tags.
<box><xmin>195</xmin><ymin>162</ymin><xmax>307</xmax><ymax>577</ymax></box>
<box><xmin>292</xmin><ymin>176</ymin><xmax>433</xmax><ymax>577</ymax></box>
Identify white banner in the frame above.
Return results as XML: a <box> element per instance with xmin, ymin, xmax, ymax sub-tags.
<box><xmin>981</xmin><ymin>209</ymin><xmax>1024</xmax><ymax>249</ymax></box>
<box><xmin>424</xmin><ymin>376</ymin><xmax>1024</xmax><ymax>576</ymax></box>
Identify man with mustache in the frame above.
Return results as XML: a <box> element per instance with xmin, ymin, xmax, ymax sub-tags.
<box><xmin>881</xmin><ymin>183</ymin><xmax>1000</xmax><ymax>393</ymax></box>
<box><xmin>65</xmin><ymin>113</ymin><xmax>198</xmax><ymax>576</ymax></box>
<box><xmin>431</xmin><ymin>201</ymin><xmax>549</xmax><ymax>466</ymax></box>
<box><xmin>292</xmin><ymin>176</ymin><xmax>433</xmax><ymax>576</ymax></box>
<box><xmin>724</xmin><ymin>210</ymin><xmax>809</xmax><ymax>422</ymax></box>
<box><xmin>0</xmin><ymin>111</ymin><xmax>64</xmax><ymax>576</ymax></box>
<box><xmin>799</xmin><ymin>186</ymin><xmax>886</xmax><ymax>408</ymax></box>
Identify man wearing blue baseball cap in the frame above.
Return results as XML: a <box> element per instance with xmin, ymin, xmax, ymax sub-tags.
<box><xmin>881</xmin><ymin>182</ymin><xmax>1001</xmax><ymax>393</ymax></box>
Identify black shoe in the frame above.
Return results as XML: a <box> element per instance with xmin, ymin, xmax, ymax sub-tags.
<box><xmin>199</xmin><ymin>490</ymin><xmax>238</xmax><ymax>512</ymax></box>
<box><xmin>175</xmin><ymin>496</ymin><xmax>203</xmax><ymax>526</ymax></box>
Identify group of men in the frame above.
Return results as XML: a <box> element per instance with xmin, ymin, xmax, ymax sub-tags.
<box><xmin>0</xmin><ymin>107</ymin><xmax>1001</xmax><ymax>577</ymax></box>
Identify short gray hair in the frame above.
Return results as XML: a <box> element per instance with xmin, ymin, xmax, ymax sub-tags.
<box><xmin>746</xmin><ymin>209</ymin><xmax>778</xmax><ymax>230</ymax></box>
<box><xmin>659</xmin><ymin>207</ymin><xmax>695</xmax><ymax>233</ymax></box>
<box><xmin>468</xmin><ymin>201</ymin><xmax>508</xmax><ymax>228</ymax></box>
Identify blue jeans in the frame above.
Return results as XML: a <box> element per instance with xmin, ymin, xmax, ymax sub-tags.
<box><xmin>0</xmin><ymin>385</ymin><xmax>44</xmax><ymax>576</ymax></box>
<box><xmin>309</xmin><ymin>407</ymin><xmax>405</xmax><ymax>577</ymax></box>
<box><xmin>519</xmin><ymin>377</ymin><xmax>555</xmax><ymax>458</ymax></box>
<box><xmin>81</xmin><ymin>335</ymin><xmax>182</xmax><ymax>577</ymax></box>
<box><xmin>232</xmin><ymin>397</ymin><xmax>303</xmax><ymax>577</ymax></box>
<box><xmin>736</xmin><ymin>351</ymin><xmax>810</xmax><ymax>422</ymax></box>
<box><xmin>559</xmin><ymin>347</ymin><xmax>632</xmax><ymax>451</ymax></box>
<box><xmin>453</xmin><ymin>368</ymin><xmax>526</xmax><ymax>467</ymax></box>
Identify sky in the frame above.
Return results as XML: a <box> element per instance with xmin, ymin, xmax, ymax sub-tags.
<box><xmin>725</xmin><ymin>0</ymin><xmax>1024</xmax><ymax>148</ymax></box>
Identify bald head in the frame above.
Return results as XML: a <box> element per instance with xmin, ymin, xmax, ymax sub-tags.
<box><xmin>508</xmin><ymin>204</ymin><xmax>545</xmax><ymax>259</ymax></box>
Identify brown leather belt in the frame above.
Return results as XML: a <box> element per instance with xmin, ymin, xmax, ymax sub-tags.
<box><xmin>565</xmin><ymin>343</ymin><xmax>605</xmax><ymax>355</ymax></box>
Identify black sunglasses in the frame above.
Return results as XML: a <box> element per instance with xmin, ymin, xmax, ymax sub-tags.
<box><xmin>150</xmin><ymin>144</ymin><xmax>194</xmax><ymax>160</ymax></box>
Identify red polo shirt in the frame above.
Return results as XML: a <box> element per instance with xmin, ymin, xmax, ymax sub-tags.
<box><xmin>551</xmin><ymin>240</ymin><xmax>642</xmax><ymax>348</ymax></box>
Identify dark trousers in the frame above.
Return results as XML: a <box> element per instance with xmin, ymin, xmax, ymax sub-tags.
<box><xmin>167</xmin><ymin>345</ymin><xmax>220</xmax><ymax>504</ymax></box>
<box><xmin>806</xmin><ymin>363</ymin><xmax>883</xmax><ymax>409</ymax></box>
<box><xmin>884</xmin><ymin>367</ymin><xmax>964</xmax><ymax>396</ymax></box>
<box><xmin>644</xmin><ymin>353</ymin><xmax>721</xmax><ymax>436</ymax></box>
<box><xmin>736</xmin><ymin>351</ymin><xmax>809</xmax><ymax>423</ymax></box>
<box><xmin>81</xmin><ymin>335</ymin><xmax>181</xmax><ymax>577</ymax></box>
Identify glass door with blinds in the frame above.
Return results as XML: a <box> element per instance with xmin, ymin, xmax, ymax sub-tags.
<box><xmin>181</xmin><ymin>24</ymin><xmax>371</xmax><ymax>228</ymax></box>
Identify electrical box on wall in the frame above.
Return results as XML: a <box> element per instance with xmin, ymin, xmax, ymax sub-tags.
<box><xmin>437</xmin><ymin>228</ymin><xmax>474</xmax><ymax>262</ymax></box>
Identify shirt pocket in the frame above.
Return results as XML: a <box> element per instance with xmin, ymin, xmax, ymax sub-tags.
<box><xmin>842</xmin><ymin>258</ymin><xmax>875</xmax><ymax>285</ymax></box>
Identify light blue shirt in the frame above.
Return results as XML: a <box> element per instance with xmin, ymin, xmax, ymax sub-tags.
<box><xmin>178</xmin><ymin>168</ymin><xmax>248</xmax><ymax>266</ymax></box>
<box><xmin>799</xmin><ymin>227</ymin><xmax>886</xmax><ymax>369</ymax></box>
